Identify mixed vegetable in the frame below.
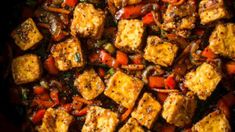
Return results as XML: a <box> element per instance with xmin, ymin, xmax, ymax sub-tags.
<box><xmin>8</xmin><ymin>0</ymin><xmax>235</xmax><ymax>131</ymax></box>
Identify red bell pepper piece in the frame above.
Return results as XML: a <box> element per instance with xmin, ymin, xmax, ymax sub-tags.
<box><xmin>32</xmin><ymin>109</ymin><xmax>46</xmax><ymax>124</ymax></box>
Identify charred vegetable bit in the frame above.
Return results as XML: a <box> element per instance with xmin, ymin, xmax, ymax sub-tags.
<box><xmin>9</xmin><ymin>0</ymin><xmax>235</xmax><ymax>131</ymax></box>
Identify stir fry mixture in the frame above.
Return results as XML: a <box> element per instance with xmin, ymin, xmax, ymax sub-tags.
<box><xmin>9</xmin><ymin>0</ymin><xmax>235</xmax><ymax>131</ymax></box>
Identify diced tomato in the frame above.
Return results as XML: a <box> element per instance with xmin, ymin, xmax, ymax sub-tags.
<box><xmin>142</xmin><ymin>12</ymin><xmax>155</xmax><ymax>25</ymax></box>
<box><xmin>63</xmin><ymin>0</ymin><xmax>78</xmax><ymax>7</ymax></box>
<box><xmin>34</xmin><ymin>99</ymin><xmax>54</xmax><ymax>108</ymax></box>
<box><xmin>100</xmin><ymin>50</ymin><xmax>118</xmax><ymax>68</ymax></box>
<box><xmin>33</xmin><ymin>86</ymin><xmax>46</xmax><ymax>95</ymax></box>
<box><xmin>73</xmin><ymin>107</ymin><xmax>88</xmax><ymax>116</ymax></box>
<box><xmin>89</xmin><ymin>52</ymin><xmax>100</xmax><ymax>63</ymax></box>
<box><xmin>32</xmin><ymin>109</ymin><xmax>46</xmax><ymax>124</ymax></box>
<box><xmin>201</xmin><ymin>47</ymin><xmax>216</xmax><ymax>61</ymax></box>
<box><xmin>60</xmin><ymin>103</ymin><xmax>73</xmax><ymax>113</ymax></box>
<box><xmin>44</xmin><ymin>56</ymin><xmax>59</xmax><ymax>75</ymax></box>
<box><xmin>116</xmin><ymin>51</ymin><xmax>128</xmax><ymax>65</ymax></box>
<box><xmin>165</xmin><ymin>75</ymin><xmax>176</xmax><ymax>89</ymax></box>
<box><xmin>116</xmin><ymin>4</ymin><xmax>144</xmax><ymax>20</ymax></box>
<box><xmin>148</xmin><ymin>76</ymin><xmax>165</xmax><ymax>88</ymax></box>
<box><xmin>50</xmin><ymin>89</ymin><xmax>59</xmax><ymax>105</ymax></box>
<box><xmin>225</xmin><ymin>61</ymin><xmax>235</xmax><ymax>75</ymax></box>
<box><xmin>38</xmin><ymin>93</ymin><xmax>50</xmax><ymax>101</ymax></box>
<box><xmin>131</xmin><ymin>54</ymin><xmax>143</xmax><ymax>64</ymax></box>
<box><xmin>98</xmin><ymin>68</ymin><xmax>105</xmax><ymax>78</ymax></box>
<box><xmin>157</xmin><ymin>92</ymin><xmax>168</xmax><ymax>103</ymax></box>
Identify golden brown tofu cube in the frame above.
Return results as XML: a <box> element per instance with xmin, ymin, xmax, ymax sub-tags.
<box><xmin>199</xmin><ymin>0</ymin><xmax>230</xmax><ymax>25</ymax></box>
<box><xmin>192</xmin><ymin>110</ymin><xmax>231</xmax><ymax>132</ymax></box>
<box><xmin>11</xmin><ymin>54</ymin><xmax>41</xmax><ymax>85</ymax></box>
<box><xmin>131</xmin><ymin>93</ymin><xmax>161</xmax><ymax>129</ymax></box>
<box><xmin>115</xmin><ymin>19</ymin><xmax>144</xmax><ymax>53</ymax></box>
<box><xmin>144</xmin><ymin>36</ymin><xmax>178</xmax><ymax>67</ymax></box>
<box><xmin>184</xmin><ymin>63</ymin><xmax>221</xmax><ymax>100</ymax></box>
<box><xmin>208</xmin><ymin>23</ymin><xmax>235</xmax><ymax>59</ymax></box>
<box><xmin>70</xmin><ymin>3</ymin><xmax>105</xmax><ymax>39</ymax></box>
<box><xmin>51</xmin><ymin>37</ymin><xmax>84</xmax><ymax>71</ymax></box>
<box><xmin>113</xmin><ymin>0</ymin><xmax>142</xmax><ymax>8</ymax></box>
<box><xmin>82</xmin><ymin>106</ymin><xmax>119</xmax><ymax>132</ymax></box>
<box><xmin>11</xmin><ymin>18</ymin><xmax>43</xmax><ymax>51</ymax></box>
<box><xmin>104</xmin><ymin>71</ymin><xmax>144</xmax><ymax>108</ymax></box>
<box><xmin>119</xmin><ymin>118</ymin><xmax>144</xmax><ymax>132</ymax></box>
<box><xmin>39</xmin><ymin>108</ymin><xmax>73</xmax><ymax>132</ymax></box>
<box><xmin>162</xmin><ymin>92</ymin><xmax>196</xmax><ymax>127</ymax></box>
<box><xmin>162</xmin><ymin>0</ymin><xmax>196</xmax><ymax>37</ymax></box>
<box><xmin>74</xmin><ymin>68</ymin><xmax>105</xmax><ymax>100</ymax></box>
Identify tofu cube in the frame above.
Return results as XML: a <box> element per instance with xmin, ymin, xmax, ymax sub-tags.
<box><xmin>192</xmin><ymin>110</ymin><xmax>231</xmax><ymax>132</ymax></box>
<box><xmin>74</xmin><ymin>68</ymin><xmax>105</xmax><ymax>100</ymax></box>
<box><xmin>70</xmin><ymin>3</ymin><xmax>105</xmax><ymax>39</ymax></box>
<box><xmin>162</xmin><ymin>92</ymin><xmax>196</xmax><ymax>127</ymax></box>
<box><xmin>144</xmin><ymin>36</ymin><xmax>178</xmax><ymax>67</ymax></box>
<box><xmin>119</xmin><ymin>118</ymin><xmax>144</xmax><ymax>132</ymax></box>
<box><xmin>184</xmin><ymin>63</ymin><xmax>222</xmax><ymax>100</ymax></box>
<box><xmin>12</xmin><ymin>54</ymin><xmax>41</xmax><ymax>85</ymax></box>
<box><xmin>162</xmin><ymin>0</ymin><xmax>197</xmax><ymax>36</ymax></box>
<box><xmin>82</xmin><ymin>106</ymin><xmax>119</xmax><ymax>132</ymax></box>
<box><xmin>11</xmin><ymin>18</ymin><xmax>43</xmax><ymax>51</ymax></box>
<box><xmin>51</xmin><ymin>37</ymin><xmax>85</xmax><ymax>71</ymax></box>
<box><xmin>199</xmin><ymin>0</ymin><xmax>230</xmax><ymax>25</ymax></box>
<box><xmin>113</xmin><ymin>0</ymin><xmax>142</xmax><ymax>8</ymax></box>
<box><xmin>104</xmin><ymin>71</ymin><xmax>144</xmax><ymax>108</ymax></box>
<box><xmin>39</xmin><ymin>108</ymin><xmax>73</xmax><ymax>132</ymax></box>
<box><xmin>131</xmin><ymin>93</ymin><xmax>161</xmax><ymax>129</ymax></box>
<box><xmin>209</xmin><ymin>23</ymin><xmax>235</xmax><ymax>59</ymax></box>
<box><xmin>115</xmin><ymin>20</ymin><xmax>144</xmax><ymax>53</ymax></box>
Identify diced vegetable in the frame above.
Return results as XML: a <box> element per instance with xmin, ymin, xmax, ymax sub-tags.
<box><xmin>225</xmin><ymin>61</ymin><xmax>235</xmax><ymax>75</ymax></box>
<box><xmin>201</xmin><ymin>47</ymin><xmax>216</xmax><ymax>61</ymax></box>
<box><xmin>148</xmin><ymin>76</ymin><xmax>165</xmax><ymax>88</ymax></box>
<box><xmin>50</xmin><ymin>89</ymin><xmax>59</xmax><ymax>105</ymax></box>
<box><xmin>60</xmin><ymin>103</ymin><xmax>73</xmax><ymax>113</ymax></box>
<box><xmin>32</xmin><ymin>109</ymin><xmax>46</xmax><ymax>124</ymax></box>
<box><xmin>104</xmin><ymin>43</ymin><xmax>115</xmax><ymax>54</ymax></box>
<box><xmin>121</xmin><ymin>107</ymin><xmax>133</xmax><ymax>122</ymax></box>
<box><xmin>44</xmin><ymin>6</ymin><xmax>70</xmax><ymax>14</ymax></box>
<box><xmin>156</xmin><ymin>92</ymin><xmax>168</xmax><ymax>103</ymax></box>
<box><xmin>107</xmin><ymin>68</ymin><xmax>115</xmax><ymax>75</ymax></box>
<box><xmin>44</xmin><ymin>56</ymin><xmax>59</xmax><ymax>75</ymax></box>
<box><xmin>98</xmin><ymin>68</ymin><xmax>105</xmax><ymax>78</ymax></box>
<box><xmin>116</xmin><ymin>51</ymin><xmax>128</xmax><ymax>65</ymax></box>
<box><xmin>62</xmin><ymin>0</ymin><xmax>78</xmax><ymax>7</ymax></box>
<box><xmin>165</xmin><ymin>75</ymin><xmax>176</xmax><ymax>89</ymax></box>
<box><xmin>100</xmin><ymin>50</ymin><xmax>118</xmax><ymax>68</ymax></box>
<box><xmin>73</xmin><ymin>96</ymin><xmax>93</xmax><ymax>105</ymax></box>
<box><xmin>33</xmin><ymin>86</ymin><xmax>46</xmax><ymax>95</ymax></box>
<box><xmin>130</xmin><ymin>54</ymin><xmax>143</xmax><ymax>64</ymax></box>
<box><xmin>142</xmin><ymin>12</ymin><xmax>155</xmax><ymax>25</ymax></box>
<box><xmin>73</xmin><ymin>107</ymin><xmax>88</xmax><ymax>116</ymax></box>
<box><xmin>33</xmin><ymin>99</ymin><xmax>54</xmax><ymax>108</ymax></box>
<box><xmin>121</xmin><ymin>64</ymin><xmax>145</xmax><ymax>70</ymax></box>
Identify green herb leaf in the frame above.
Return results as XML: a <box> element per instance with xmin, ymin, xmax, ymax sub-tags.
<box><xmin>75</xmin><ymin>53</ymin><xmax>81</xmax><ymax>62</ymax></box>
<box><xmin>107</xmin><ymin>68</ymin><xmax>115</xmax><ymax>75</ymax></box>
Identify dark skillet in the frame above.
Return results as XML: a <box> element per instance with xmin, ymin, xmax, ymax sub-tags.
<box><xmin>0</xmin><ymin>0</ymin><xmax>235</xmax><ymax>132</ymax></box>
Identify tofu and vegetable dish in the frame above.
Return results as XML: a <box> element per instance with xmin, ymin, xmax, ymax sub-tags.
<box><xmin>8</xmin><ymin>0</ymin><xmax>235</xmax><ymax>131</ymax></box>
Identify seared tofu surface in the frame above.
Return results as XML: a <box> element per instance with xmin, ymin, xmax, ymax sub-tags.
<box><xmin>39</xmin><ymin>108</ymin><xmax>73</xmax><ymax>132</ymax></box>
<box><xmin>70</xmin><ymin>3</ymin><xmax>105</xmax><ymax>39</ymax></box>
<box><xmin>82</xmin><ymin>106</ymin><xmax>119</xmax><ymax>132</ymax></box>
<box><xmin>184</xmin><ymin>63</ymin><xmax>221</xmax><ymax>100</ymax></box>
<box><xmin>144</xmin><ymin>36</ymin><xmax>178</xmax><ymax>67</ymax></box>
<box><xmin>74</xmin><ymin>68</ymin><xmax>105</xmax><ymax>100</ymax></box>
<box><xmin>162</xmin><ymin>92</ymin><xmax>196</xmax><ymax>127</ymax></box>
<box><xmin>119</xmin><ymin>118</ymin><xmax>144</xmax><ymax>132</ymax></box>
<box><xmin>12</xmin><ymin>54</ymin><xmax>41</xmax><ymax>85</ymax></box>
<box><xmin>104</xmin><ymin>71</ymin><xmax>144</xmax><ymax>108</ymax></box>
<box><xmin>192</xmin><ymin>110</ymin><xmax>231</xmax><ymax>132</ymax></box>
<box><xmin>208</xmin><ymin>23</ymin><xmax>235</xmax><ymax>59</ymax></box>
<box><xmin>162</xmin><ymin>0</ymin><xmax>197</xmax><ymax>37</ymax></box>
<box><xmin>115</xmin><ymin>19</ymin><xmax>144</xmax><ymax>53</ymax></box>
<box><xmin>51</xmin><ymin>37</ymin><xmax>84</xmax><ymax>71</ymax></box>
<box><xmin>199</xmin><ymin>0</ymin><xmax>230</xmax><ymax>25</ymax></box>
<box><xmin>131</xmin><ymin>93</ymin><xmax>161</xmax><ymax>129</ymax></box>
<box><xmin>11</xmin><ymin>18</ymin><xmax>43</xmax><ymax>51</ymax></box>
